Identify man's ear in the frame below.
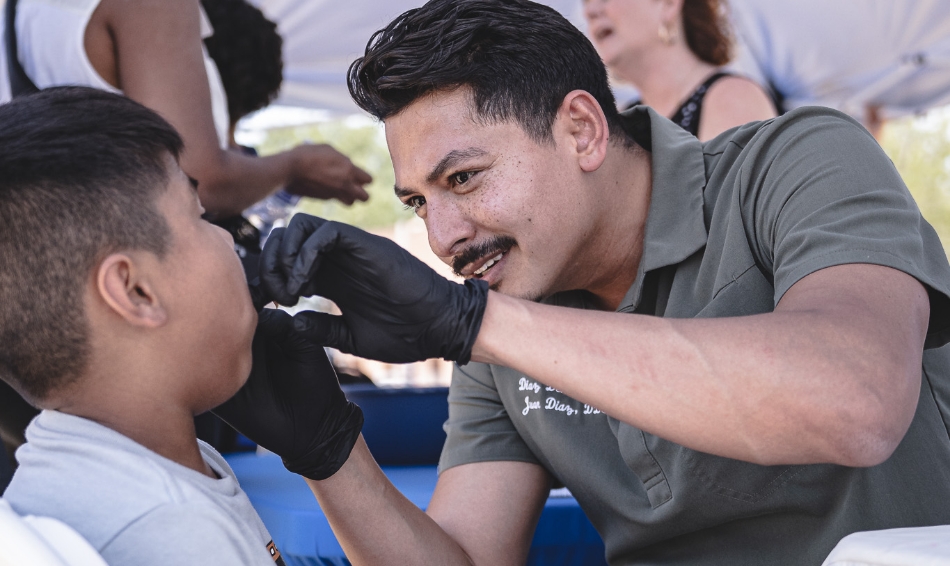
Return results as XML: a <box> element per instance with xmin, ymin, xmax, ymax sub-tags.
<box><xmin>96</xmin><ymin>253</ymin><xmax>167</xmax><ymax>328</ymax></box>
<box><xmin>557</xmin><ymin>90</ymin><xmax>611</xmax><ymax>173</ymax></box>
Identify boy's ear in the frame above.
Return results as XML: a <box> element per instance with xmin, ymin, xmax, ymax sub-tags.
<box><xmin>96</xmin><ymin>253</ymin><xmax>167</xmax><ymax>328</ymax></box>
<box><xmin>557</xmin><ymin>90</ymin><xmax>610</xmax><ymax>173</ymax></box>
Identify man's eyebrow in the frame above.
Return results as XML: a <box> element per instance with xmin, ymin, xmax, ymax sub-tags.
<box><xmin>394</xmin><ymin>147</ymin><xmax>490</xmax><ymax>198</ymax></box>
<box><xmin>187</xmin><ymin>176</ymin><xmax>200</xmax><ymax>192</ymax></box>
<box><xmin>426</xmin><ymin>147</ymin><xmax>489</xmax><ymax>184</ymax></box>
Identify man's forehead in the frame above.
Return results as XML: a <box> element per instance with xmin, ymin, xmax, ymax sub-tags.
<box><xmin>385</xmin><ymin>90</ymin><xmax>479</xmax><ymax>145</ymax></box>
<box><xmin>385</xmin><ymin>91</ymin><xmax>528</xmax><ymax>185</ymax></box>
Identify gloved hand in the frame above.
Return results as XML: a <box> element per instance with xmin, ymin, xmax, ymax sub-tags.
<box><xmin>260</xmin><ymin>214</ymin><xmax>489</xmax><ymax>365</ymax></box>
<box><xmin>247</xmin><ymin>278</ymin><xmax>271</xmax><ymax>313</ymax></box>
<box><xmin>212</xmin><ymin>308</ymin><xmax>363</xmax><ymax>481</ymax></box>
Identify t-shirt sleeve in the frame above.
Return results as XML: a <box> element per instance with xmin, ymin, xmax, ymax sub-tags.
<box><xmin>743</xmin><ymin>107</ymin><xmax>950</xmax><ymax>348</ymax></box>
<box><xmin>99</xmin><ymin>502</ymin><xmax>274</xmax><ymax>565</ymax></box>
<box><xmin>438</xmin><ymin>362</ymin><xmax>540</xmax><ymax>473</ymax></box>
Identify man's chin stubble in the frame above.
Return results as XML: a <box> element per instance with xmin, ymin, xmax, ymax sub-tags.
<box><xmin>490</xmin><ymin>280</ymin><xmax>545</xmax><ymax>303</ymax></box>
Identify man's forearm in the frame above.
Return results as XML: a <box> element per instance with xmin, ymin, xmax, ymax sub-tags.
<box><xmin>306</xmin><ymin>437</ymin><xmax>474</xmax><ymax>566</ymax></box>
<box><xmin>471</xmin><ymin>265</ymin><xmax>929</xmax><ymax>467</ymax></box>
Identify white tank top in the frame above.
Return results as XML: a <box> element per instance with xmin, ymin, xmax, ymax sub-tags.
<box><xmin>5</xmin><ymin>0</ymin><xmax>231</xmax><ymax>149</ymax></box>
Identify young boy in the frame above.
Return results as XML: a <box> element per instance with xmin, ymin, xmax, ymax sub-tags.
<box><xmin>0</xmin><ymin>86</ymin><xmax>298</xmax><ymax>564</ymax></box>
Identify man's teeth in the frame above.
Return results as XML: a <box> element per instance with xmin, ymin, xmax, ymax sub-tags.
<box><xmin>474</xmin><ymin>253</ymin><xmax>504</xmax><ymax>276</ymax></box>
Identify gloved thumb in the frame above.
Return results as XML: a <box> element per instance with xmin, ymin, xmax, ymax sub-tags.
<box><xmin>292</xmin><ymin>310</ymin><xmax>353</xmax><ymax>353</ymax></box>
<box><xmin>288</xmin><ymin>222</ymin><xmax>343</xmax><ymax>296</ymax></box>
<box><xmin>260</xmin><ymin>228</ymin><xmax>301</xmax><ymax>306</ymax></box>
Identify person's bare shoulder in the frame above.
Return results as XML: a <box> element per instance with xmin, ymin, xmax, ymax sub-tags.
<box><xmin>698</xmin><ymin>75</ymin><xmax>777</xmax><ymax>141</ymax></box>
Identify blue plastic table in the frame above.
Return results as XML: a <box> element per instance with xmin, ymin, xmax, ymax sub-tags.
<box><xmin>226</xmin><ymin>453</ymin><xmax>607</xmax><ymax>566</ymax></box>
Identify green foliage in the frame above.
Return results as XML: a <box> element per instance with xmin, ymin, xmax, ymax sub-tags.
<box><xmin>252</xmin><ymin>117</ymin><xmax>413</xmax><ymax>229</ymax></box>
<box><xmin>880</xmin><ymin>110</ymin><xmax>950</xmax><ymax>257</ymax></box>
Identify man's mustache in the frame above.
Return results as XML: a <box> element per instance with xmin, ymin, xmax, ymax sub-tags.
<box><xmin>452</xmin><ymin>236</ymin><xmax>517</xmax><ymax>276</ymax></box>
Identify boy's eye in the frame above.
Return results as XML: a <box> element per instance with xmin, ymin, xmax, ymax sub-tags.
<box><xmin>403</xmin><ymin>195</ymin><xmax>426</xmax><ymax>211</ymax></box>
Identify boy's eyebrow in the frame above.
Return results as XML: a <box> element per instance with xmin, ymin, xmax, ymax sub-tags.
<box><xmin>187</xmin><ymin>177</ymin><xmax>200</xmax><ymax>192</ymax></box>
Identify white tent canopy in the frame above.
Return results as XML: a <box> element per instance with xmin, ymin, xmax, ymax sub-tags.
<box><xmin>249</xmin><ymin>0</ymin><xmax>584</xmax><ymax>114</ymax></box>
<box><xmin>250</xmin><ymin>0</ymin><xmax>950</xmax><ymax>121</ymax></box>
<box><xmin>729</xmin><ymin>0</ymin><xmax>950</xmax><ymax>120</ymax></box>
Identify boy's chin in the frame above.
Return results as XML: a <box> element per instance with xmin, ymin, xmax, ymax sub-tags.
<box><xmin>198</xmin><ymin>359</ymin><xmax>253</xmax><ymax>415</ymax></box>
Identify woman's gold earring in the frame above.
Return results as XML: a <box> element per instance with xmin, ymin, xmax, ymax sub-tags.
<box><xmin>658</xmin><ymin>23</ymin><xmax>675</xmax><ymax>45</ymax></box>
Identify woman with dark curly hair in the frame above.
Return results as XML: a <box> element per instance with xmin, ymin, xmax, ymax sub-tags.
<box><xmin>584</xmin><ymin>0</ymin><xmax>776</xmax><ymax>140</ymax></box>
<box><xmin>201</xmin><ymin>0</ymin><xmax>284</xmax><ymax>144</ymax></box>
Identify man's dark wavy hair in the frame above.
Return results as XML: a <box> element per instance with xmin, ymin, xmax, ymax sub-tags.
<box><xmin>348</xmin><ymin>0</ymin><xmax>630</xmax><ymax>144</ymax></box>
<box><xmin>202</xmin><ymin>0</ymin><xmax>283</xmax><ymax>124</ymax></box>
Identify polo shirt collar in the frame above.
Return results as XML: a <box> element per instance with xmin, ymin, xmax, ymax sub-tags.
<box><xmin>616</xmin><ymin>106</ymin><xmax>708</xmax><ymax>311</ymax></box>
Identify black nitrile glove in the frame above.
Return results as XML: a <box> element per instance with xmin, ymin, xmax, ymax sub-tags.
<box><xmin>260</xmin><ymin>214</ymin><xmax>489</xmax><ymax>365</ymax></box>
<box><xmin>247</xmin><ymin>277</ymin><xmax>271</xmax><ymax>313</ymax></box>
<box><xmin>212</xmin><ymin>308</ymin><xmax>363</xmax><ymax>481</ymax></box>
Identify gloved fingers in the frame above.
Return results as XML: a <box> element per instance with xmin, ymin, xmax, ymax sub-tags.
<box><xmin>287</xmin><ymin>221</ymin><xmax>343</xmax><ymax>296</ymax></box>
<box><xmin>247</xmin><ymin>278</ymin><xmax>273</xmax><ymax>312</ymax></box>
<box><xmin>292</xmin><ymin>310</ymin><xmax>352</xmax><ymax>353</ymax></box>
<box><xmin>210</xmin><ymin>377</ymin><xmax>256</xmax><ymax>431</ymax></box>
<box><xmin>279</xmin><ymin>214</ymin><xmax>330</xmax><ymax>284</ymax></box>
<box><xmin>213</xmin><ymin>309</ymin><xmax>304</xmax><ymax>451</ymax></box>
<box><xmin>217</xmin><ymin>309</ymin><xmax>293</xmax><ymax>416</ymax></box>
<box><xmin>261</xmin><ymin>228</ymin><xmax>300</xmax><ymax>306</ymax></box>
<box><xmin>255</xmin><ymin>307</ymin><xmax>295</xmax><ymax>336</ymax></box>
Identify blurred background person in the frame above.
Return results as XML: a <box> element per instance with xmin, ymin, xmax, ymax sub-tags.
<box><xmin>202</xmin><ymin>0</ymin><xmax>285</xmax><ymax>152</ymax></box>
<box><xmin>201</xmin><ymin>0</ymin><xmax>293</xmax><ymax>276</ymax></box>
<box><xmin>2</xmin><ymin>0</ymin><xmax>371</xmax><ymax>218</ymax></box>
<box><xmin>583</xmin><ymin>0</ymin><xmax>776</xmax><ymax>140</ymax></box>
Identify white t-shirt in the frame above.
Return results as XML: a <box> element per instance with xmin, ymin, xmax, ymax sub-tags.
<box><xmin>4</xmin><ymin>410</ymin><xmax>280</xmax><ymax>565</ymax></box>
<box><xmin>0</xmin><ymin>0</ymin><xmax>231</xmax><ymax>148</ymax></box>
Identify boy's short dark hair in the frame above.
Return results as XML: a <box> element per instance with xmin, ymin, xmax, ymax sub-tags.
<box><xmin>0</xmin><ymin>87</ymin><xmax>183</xmax><ymax>403</ymax></box>
<box><xmin>348</xmin><ymin>0</ymin><xmax>631</xmax><ymax>145</ymax></box>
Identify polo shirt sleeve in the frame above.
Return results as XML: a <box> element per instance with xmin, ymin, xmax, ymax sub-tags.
<box><xmin>438</xmin><ymin>362</ymin><xmax>540</xmax><ymax>473</ymax></box>
<box><xmin>742</xmin><ymin>107</ymin><xmax>950</xmax><ymax>348</ymax></box>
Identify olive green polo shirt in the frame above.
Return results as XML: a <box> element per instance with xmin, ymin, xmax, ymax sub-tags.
<box><xmin>439</xmin><ymin>106</ymin><xmax>950</xmax><ymax>565</ymax></box>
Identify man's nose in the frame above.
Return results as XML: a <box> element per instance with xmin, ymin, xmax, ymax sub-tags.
<box><xmin>425</xmin><ymin>199</ymin><xmax>476</xmax><ymax>261</ymax></box>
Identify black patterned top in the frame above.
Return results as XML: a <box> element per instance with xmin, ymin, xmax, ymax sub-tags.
<box><xmin>623</xmin><ymin>72</ymin><xmax>733</xmax><ymax>137</ymax></box>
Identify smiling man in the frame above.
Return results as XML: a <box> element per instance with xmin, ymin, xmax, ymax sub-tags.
<box><xmin>220</xmin><ymin>0</ymin><xmax>950</xmax><ymax>564</ymax></box>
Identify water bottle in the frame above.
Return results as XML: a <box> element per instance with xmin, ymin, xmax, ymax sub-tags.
<box><xmin>244</xmin><ymin>189</ymin><xmax>301</xmax><ymax>244</ymax></box>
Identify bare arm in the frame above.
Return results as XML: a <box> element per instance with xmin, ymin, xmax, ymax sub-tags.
<box><xmin>93</xmin><ymin>0</ymin><xmax>369</xmax><ymax>217</ymax></box>
<box><xmin>472</xmin><ymin>263</ymin><xmax>930</xmax><ymax>467</ymax></box>
<box><xmin>306</xmin><ymin>437</ymin><xmax>551</xmax><ymax>566</ymax></box>
<box><xmin>697</xmin><ymin>75</ymin><xmax>777</xmax><ymax>141</ymax></box>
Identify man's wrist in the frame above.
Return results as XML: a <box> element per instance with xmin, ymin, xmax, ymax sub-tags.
<box><xmin>304</xmin><ymin>434</ymin><xmax>376</xmax><ymax>489</ymax></box>
<box><xmin>469</xmin><ymin>290</ymin><xmax>530</xmax><ymax>367</ymax></box>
